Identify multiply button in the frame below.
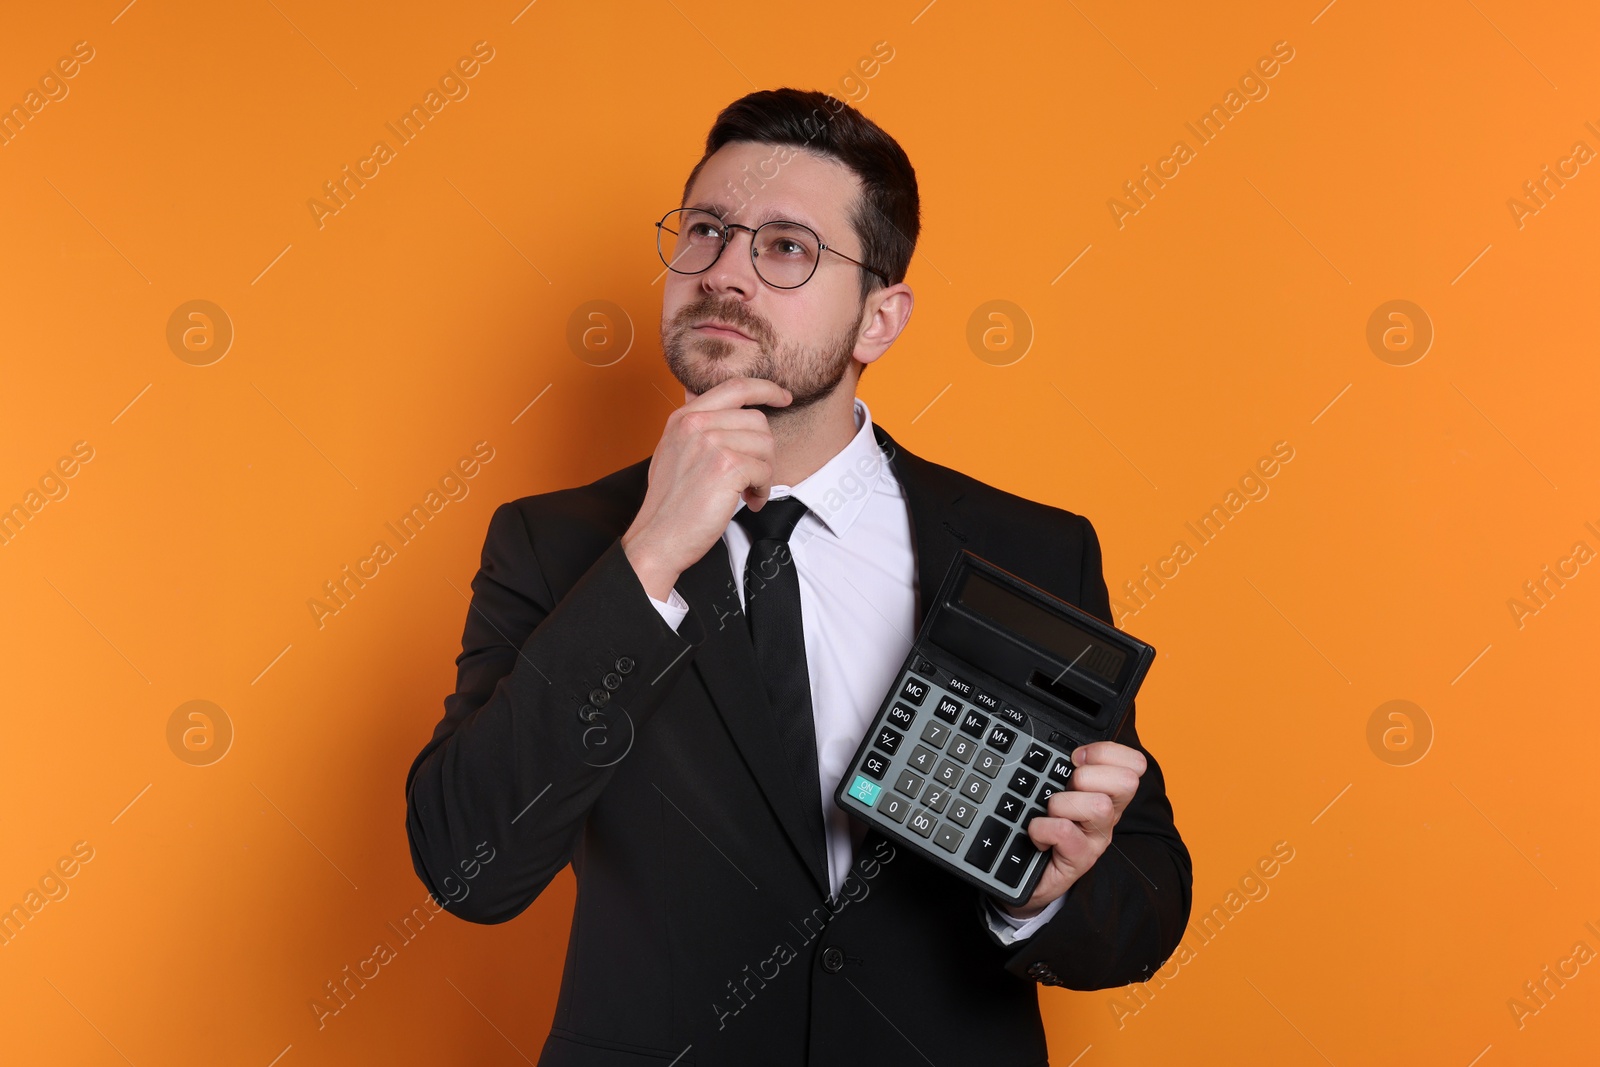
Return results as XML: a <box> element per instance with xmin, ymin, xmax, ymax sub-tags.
<box><xmin>963</xmin><ymin>816</ymin><xmax>1010</xmax><ymax>873</ymax></box>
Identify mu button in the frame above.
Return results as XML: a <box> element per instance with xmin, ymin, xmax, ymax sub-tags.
<box><xmin>820</xmin><ymin>946</ymin><xmax>845</xmax><ymax>973</ymax></box>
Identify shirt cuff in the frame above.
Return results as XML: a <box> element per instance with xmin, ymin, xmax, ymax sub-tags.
<box><xmin>647</xmin><ymin>587</ymin><xmax>690</xmax><ymax>633</ymax></box>
<box><xmin>984</xmin><ymin>893</ymin><xmax>1067</xmax><ymax>944</ymax></box>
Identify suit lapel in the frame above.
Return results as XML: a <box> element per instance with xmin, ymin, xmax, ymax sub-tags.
<box><xmin>672</xmin><ymin>420</ymin><xmax>970</xmax><ymax>901</ymax></box>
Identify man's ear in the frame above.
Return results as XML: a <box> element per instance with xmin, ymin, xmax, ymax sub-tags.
<box><xmin>854</xmin><ymin>283</ymin><xmax>914</xmax><ymax>367</ymax></box>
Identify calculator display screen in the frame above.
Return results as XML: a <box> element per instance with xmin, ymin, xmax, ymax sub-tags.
<box><xmin>955</xmin><ymin>570</ymin><xmax>1126</xmax><ymax>686</ymax></box>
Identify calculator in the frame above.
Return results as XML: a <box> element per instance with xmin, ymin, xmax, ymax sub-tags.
<box><xmin>834</xmin><ymin>549</ymin><xmax>1156</xmax><ymax>908</ymax></box>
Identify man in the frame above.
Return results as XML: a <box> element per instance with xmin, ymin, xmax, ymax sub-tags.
<box><xmin>405</xmin><ymin>87</ymin><xmax>1191</xmax><ymax>1065</ymax></box>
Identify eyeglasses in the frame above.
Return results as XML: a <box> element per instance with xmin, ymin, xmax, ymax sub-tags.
<box><xmin>654</xmin><ymin>207</ymin><xmax>889</xmax><ymax>290</ymax></box>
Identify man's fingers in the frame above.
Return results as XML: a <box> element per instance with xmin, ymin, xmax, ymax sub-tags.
<box><xmin>683</xmin><ymin>375</ymin><xmax>792</xmax><ymax>413</ymax></box>
<box><xmin>1046</xmin><ymin>788</ymin><xmax>1115</xmax><ymax>832</ymax></box>
<box><xmin>1067</xmin><ymin>764</ymin><xmax>1141</xmax><ymax>801</ymax></box>
<box><xmin>1026</xmin><ymin>813</ymin><xmax>1098</xmax><ymax>865</ymax></box>
<box><xmin>1074</xmin><ymin>740</ymin><xmax>1148</xmax><ymax>776</ymax></box>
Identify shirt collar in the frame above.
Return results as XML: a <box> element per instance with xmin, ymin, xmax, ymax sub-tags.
<box><xmin>737</xmin><ymin>396</ymin><xmax>887</xmax><ymax>540</ymax></box>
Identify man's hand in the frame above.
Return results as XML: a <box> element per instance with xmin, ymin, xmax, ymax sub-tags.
<box><xmin>999</xmin><ymin>740</ymin><xmax>1147</xmax><ymax>921</ymax></box>
<box><xmin>621</xmin><ymin>376</ymin><xmax>792</xmax><ymax>601</ymax></box>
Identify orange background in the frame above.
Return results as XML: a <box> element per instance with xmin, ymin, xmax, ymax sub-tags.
<box><xmin>2</xmin><ymin>1</ymin><xmax>1596</xmax><ymax>1063</ymax></box>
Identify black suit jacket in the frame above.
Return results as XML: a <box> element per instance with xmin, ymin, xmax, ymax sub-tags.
<box><xmin>405</xmin><ymin>423</ymin><xmax>1192</xmax><ymax>1066</ymax></box>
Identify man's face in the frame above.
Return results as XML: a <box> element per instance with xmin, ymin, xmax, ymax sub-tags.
<box><xmin>660</xmin><ymin>141</ymin><xmax>873</xmax><ymax>413</ymax></box>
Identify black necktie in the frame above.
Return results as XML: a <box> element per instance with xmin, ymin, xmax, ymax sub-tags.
<box><xmin>733</xmin><ymin>496</ymin><xmax>826</xmax><ymax>872</ymax></box>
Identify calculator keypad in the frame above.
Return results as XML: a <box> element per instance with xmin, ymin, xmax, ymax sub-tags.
<box><xmin>839</xmin><ymin>658</ymin><xmax>1082</xmax><ymax>902</ymax></box>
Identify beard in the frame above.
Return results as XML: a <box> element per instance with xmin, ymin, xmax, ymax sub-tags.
<box><xmin>662</xmin><ymin>297</ymin><xmax>859</xmax><ymax>416</ymax></box>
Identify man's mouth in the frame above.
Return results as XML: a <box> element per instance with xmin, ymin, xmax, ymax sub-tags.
<box><xmin>692</xmin><ymin>320</ymin><xmax>755</xmax><ymax>342</ymax></box>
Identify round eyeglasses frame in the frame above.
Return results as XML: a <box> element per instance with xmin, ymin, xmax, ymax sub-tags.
<box><xmin>654</xmin><ymin>207</ymin><xmax>890</xmax><ymax>290</ymax></box>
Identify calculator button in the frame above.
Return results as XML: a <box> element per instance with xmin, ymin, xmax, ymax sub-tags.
<box><xmin>958</xmin><ymin>709</ymin><xmax>990</xmax><ymax>739</ymax></box>
<box><xmin>911</xmin><ymin>655</ymin><xmax>937</xmax><ymax>678</ymax></box>
<box><xmin>946</xmin><ymin>737</ymin><xmax>976</xmax><ymax>764</ymax></box>
<box><xmin>878</xmin><ymin>794</ymin><xmax>910</xmax><ymax>823</ymax></box>
<box><xmin>920</xmin><ymin>785</ymin><xmax>951</xmax><ymax>813</ymax></box>
<box><xmin>986</xmin><ymin>724</ymin><xmax>1017</xmax><ymax>753</ymax></box>
<box><xmin>947</xmin><ymin>800</ymin><xmax>977</xmax><ymax>827</ymax></box>
<box><xmin>873</xmin><ymin>725</ymin><xmax>904</xmax><ymax>755</ymax></box>
<box><xmin>959</xmin><ymin>774</ymin><xmax>992</xmax><ymax>804</ymax></box>
<box><xmin>899</xmin><ymin>677</ymin><xmax>930</xmax><ymax>705</ymax></box>
<box><xmin>1022</xmin><ymin>807</ymin><xmax>1048</xmax><ymax>829</ymax></box>
<box><xmin>933</xmin><ymin>823</ymin><xmax>964</xmax><ymax>853</ymax></box>
<box><xmin>963</xmin><ymin>817</ymin><xmax>1009</xmax><ymax>873</ymax></box>
<box><xmin>973</xmin><ymin>749</ymin><xmax>1004</xmax><ymax>779</ymax></box>
<box><xmin>919</xmin><ymin>720</ymin><xmax>951</xmax><ymax>748</ymax></box>
<box><xmin>894</xmin><ymin>769</ymin><xmax>925</xmax><ymax>798</ymax></box>
<box><xmin>994</xmin><ymin>792</ymin><xmax>1025</xmax><ymax>822</ymax></box>
<box><xmin>1007</xmin><ymin>768</ymin><xmax>1039</xmax><ymax>796</ymax></box>
<box><xmin>946</xmin><ymin>675</ymin><xmax>974</xmax><ymax>697</ymax></box>
<box><xmin>972</xmin><ymin>690</ymin><xmax>999</xmax><ymax>711</ymax></box>
<box><xmin>886</xmin><ymin>703</ymin><xmax>916</xmax><ymax>730</ymax></box>
<box><xmin>933</xmin><ymin>760</ymin><xmax>962</xmax><ymax>787</ymax></box>
<box><xmin>907</xmin><ymin>808</ymin><xmax>937</xmax><ymax>838</ymax></box>
<box><xmin>859</xmin><ymin>752</ymin><xmax>890</xmax><ymax>780</ymax></box>
<box><xmin>1022</xmin><ymin>743</ymin><xmax>1052</xmax><ymax>772</ymax></box>
<box><xmin>934</xmin><ymin>695</ymin><xmax>963</xmax><ymax>723</ymax></box>
<box><xmin>996</xmin><ymin>703</ymin><xmax>1027</xmax><ymax>727</ymax></box>
<box><xmin>1037</xmin><ymin>782</ymin><xmax>1061</xmax><ymax>806</ymax></box>
<box><xmin>995</xmin><ymin>831</ymin><xmax>1042</xmax><ymax>888</ymax></box>
<box><xmin>906</xmin><ymin>745</ymin><xmax>937</xmax><ymax>774</ymax></box>
<box><xmin>846</xmin><ymin>776</ymin><xmax>881</xmax><ymax>806</ymax></box>
<box><xmin>1047</xmin><ymin>755</ymin><xmax>1075</xmax><ymax>785</ymax></box>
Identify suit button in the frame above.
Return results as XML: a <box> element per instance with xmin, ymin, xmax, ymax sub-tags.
<box><xmin>616</xmin><ymin>656</ymin><xmax>635</xmax><ymax>674</ymax></box>
<box><xmin>589</xmin><ymin>688</ymin><xmax>609</xmax><ymax>705</ymax></box>
<box><xmin>603</xmin><ymin>672</ymin><xmax>622</xmax><ymax>690</ymax></box>
<box><xmin>577</xmin><ymin>704</ymin><xmax>600</xmax><ymax>723</ymax></box>
<box><xmin>1027</xmin><ymin>961</ymin><xmax>1058</xmax><ymax>984</ymax></box>
<box><xmin>821</xmin><ymin>947</ymin><xmax>844</xmax><ymax>973</ymax></box>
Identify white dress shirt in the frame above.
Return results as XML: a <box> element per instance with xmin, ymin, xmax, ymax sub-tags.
<box><xmin>641</xmin><ymin>395</ymin><xmax>1065</xmax><ymax>944</ymax></box>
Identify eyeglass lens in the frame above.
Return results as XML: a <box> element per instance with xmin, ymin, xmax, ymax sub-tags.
<box><xmin>658</xmin><ymin>209</ymin><xmax>821</xmax><ymax>288</ymax></box>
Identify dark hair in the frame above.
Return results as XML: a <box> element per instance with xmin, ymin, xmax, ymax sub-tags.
<box><xmin>680</xmin><ymin>88</ymin><xmax>920</xmax><ymax>304</ymax></box>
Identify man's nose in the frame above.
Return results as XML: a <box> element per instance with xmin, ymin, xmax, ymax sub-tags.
<box><xmin>700</xmin><ymin>227</ymin><xmax>761</xmax><ymax>297</ymax></box>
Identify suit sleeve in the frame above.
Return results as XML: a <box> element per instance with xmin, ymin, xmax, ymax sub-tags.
<box><xmin>404</xmin><ymin>501</ymin><xmax>706</xmax><ymax>924</ymax></box>
<box><xmin>986</xmin><ymin>513</ymin><xmax>1193</xmax><ymax>988</ymax></box>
